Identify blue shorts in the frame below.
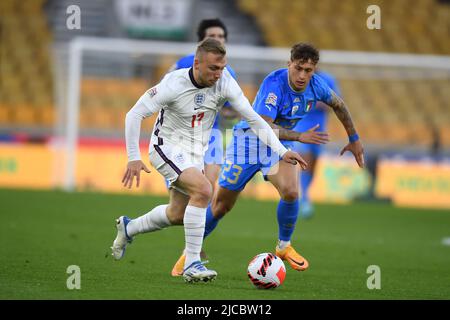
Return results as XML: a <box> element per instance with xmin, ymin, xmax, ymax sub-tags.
<box><xmin>218</xmin><ymin>128</ymin><xmax>294</xmax><ymax>191</ymax></box>
<box><xmin>293</xmin><ymin>112</ymin><xmax>327</xmax><ymax>157</ymax></box>
<box><xmin>204</xmin><ymin>128</ymin><xmax>224</xmax><ymax>165</ymax></box>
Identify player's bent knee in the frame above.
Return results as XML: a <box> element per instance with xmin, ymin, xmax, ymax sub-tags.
<box><xmin>279</xmin><ymin>186</ymin><xmax>299</xmax><ymax>202</ymax></box>
<box><xmin>191</xmin><ymin>183</ymin><xmax>213</xmax><ymax>206</ymax></box>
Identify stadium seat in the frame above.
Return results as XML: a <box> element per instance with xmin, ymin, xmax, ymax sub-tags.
<box><xmin>237</xmin><ymin>0</ymin><xmax>449</xmax><ymax>54</ymax></box>
<box><xmin>0</xmin><ymin>104</ymin><xmax>11</xmax><ymax>124</ymax></box>
<box><xmin>0</xmin><ymin>0</ymin><xmax>54</xmax><ymax>129</ymax></box>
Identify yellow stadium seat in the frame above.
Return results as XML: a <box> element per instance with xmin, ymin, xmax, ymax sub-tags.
<box><xmin>237</xmin><ymin>0</ymin><xmax>259</xmax><ymax>13</ymax></box>
<box><xmin>0</xmin><ymin>0</ymin><xmax>17</xmax><ymax>14</ymax></box>
<box><xmin>36</xmin><ymin>105</ymin><xmax>55</xmax><ymax>126</ymax></box>
<box><xmin>0</xmin><ymin>104</ymin><xmax>12</xmax><ymax>124</ymax></box>
<box><xmin>11</xmin><ymin>104</ymin><xmax>37</xmax><ymax>125</ymax></box>
<box><xmin>439</xmin><ymin>126</ymin><xmax>450</xmax><ymax>149</ymax></box>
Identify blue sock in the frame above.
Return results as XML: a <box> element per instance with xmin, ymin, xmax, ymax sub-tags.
<box><xmin>300</xmin><ymin>171</ymin><xmax>313</xmax><ymax>203</ymax></box>
<box><xmin>203</xmin><ymin>205</ymin><xmax>220</xmax><ymax>239</ymax></box>
<box><xmin>277</xmin><ymin>199</ymin><xmax>299</xmax><ymax>241</ymax></box>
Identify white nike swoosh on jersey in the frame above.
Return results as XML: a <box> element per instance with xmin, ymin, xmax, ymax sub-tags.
<box><xmin>265</xmin><ymin>105</ymin><xmax>271</xmax><ymax>111</ymax></box>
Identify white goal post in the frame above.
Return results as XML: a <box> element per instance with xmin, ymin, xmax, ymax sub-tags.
<box><xmin>60</xmin><ymin>36</ymin><xmax>450</xmax><ymax>191</ymax></box>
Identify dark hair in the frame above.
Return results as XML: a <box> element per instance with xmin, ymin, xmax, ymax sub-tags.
<box><xmin>196</xmin><ymin>38</ymin><xmax>226</xmax><ymax>57</ymax></box>
<box><xmin>197</xmin><ymin>18</ymin><xmax>228</xmax><ymax>42</ymax></box>
<box><xmin>290</xmin><ymin>43</ymin><xmax>320</xmax><ymax>65</ymax></box>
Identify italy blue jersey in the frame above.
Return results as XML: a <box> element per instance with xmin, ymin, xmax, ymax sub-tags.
<box><xmin>315</xmin><ymin>71</ymin><xmax>340</xmax><ymax>103</ymax></box>
<box><xmin>174</xmin><ymin>54</ymin><xmax>237</xmax><ymax>130</ymax></box>
<box><xmin>218</xmin><ymin>69</ymin><xmax>335</xmax><ymax>191</ymax></box>
<box><xmin>294</xmin><ymin>70</ymin><xmax>340</xmax><ymax>127</ymax></box>
<box><xmin>291</xmin><ymin>70</ymin><xmax>340</xmax><ymax>156</ymax></box>
<box><xmin>234</xmin><ymin>68</ymin><xmax>334</xmax><ymax>133</ymax></box>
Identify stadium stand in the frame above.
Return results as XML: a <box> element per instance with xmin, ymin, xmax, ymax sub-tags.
<box><xmin>0</xmin><ymin>0</ymin><xmax>448</xmax><ymax>151</ymax></box>
<box><xmin>238</xmin><ymin>0</ymin><xmax>450</xmax><ymax>54</ymax></box>
<box><xmin>0</xmin><ymin>0</ymin><xmax>54</xmax><ymax>128</ymax></box>
<box><xmin>237</xmin><ymin>0</ymin><xmax>450</xmax><ymax>150</ymax></box>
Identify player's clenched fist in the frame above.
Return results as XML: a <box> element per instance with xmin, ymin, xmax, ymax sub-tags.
<box><xmin>122</xmin><ymin>160</ymin><xmax>151</xmax><ymax>189</ymax></box>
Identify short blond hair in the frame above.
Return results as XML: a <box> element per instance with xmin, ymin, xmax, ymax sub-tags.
<box><xmin>196</xmin><ymin>38</ymin><xmax>226</xmax><ymax>58</ymax></box>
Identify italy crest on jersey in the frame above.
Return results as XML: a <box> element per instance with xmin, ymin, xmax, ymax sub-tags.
<box><xmin>305</xmin><ymin>100</ymin><xmax>314</xmax><ymax>112</ymax></box>
<box><xmin>291</xmin><ymin>105</ymin><xmax>299</xmax><ymax>116</ymax></box>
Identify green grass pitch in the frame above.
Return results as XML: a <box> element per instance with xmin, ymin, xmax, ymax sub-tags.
<box><xmin>1</xmin><ymin>188</ymin><xmax>449</xmax><ymax>299</ymax></box>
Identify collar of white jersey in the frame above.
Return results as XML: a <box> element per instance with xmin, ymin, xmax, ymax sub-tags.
<box><xmin>188</xmin><ymin>67</ymin><xmax>207</xmax><ymax>89</ymax></box>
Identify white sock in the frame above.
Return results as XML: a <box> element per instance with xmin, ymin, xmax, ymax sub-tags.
<box><xmin>277</xmin><ymin>240</ymin><xmax>291</xmax><ymax>250</ymax></box>
<box><xmin>126</xmin><ymin>205</ymin><xmax>170</xmax><ymax>237</ymax></box>
<box><xmin>183</xmin><ymin>205</ymin><xmax>206</xmax><ymax>269</ymax></box>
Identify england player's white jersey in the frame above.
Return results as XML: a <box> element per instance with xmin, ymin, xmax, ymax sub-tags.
<box><xmin>125</xmin><ymin>67</ymin><xmax>288</xmax><ymax>162</ymax></box>
<box><xmin>149</xmin><ymin>67</ymin><xmax>228</xmax><ymax>158</ymax></box>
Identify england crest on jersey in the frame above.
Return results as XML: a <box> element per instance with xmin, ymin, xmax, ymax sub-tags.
<box><xmin>175</xmin><ymin>153</ymin><xmax>185</xmax><ymax>164</ymax></box>
<box><xmin>194</xmin><ymin>93</ymin><xmax>206</xmax><ymax>106</ymax></box>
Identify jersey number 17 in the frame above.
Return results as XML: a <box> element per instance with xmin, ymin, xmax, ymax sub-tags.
<box><xmin>191</xmin><ymin>112</ymin><xmax>204</xmax><ymax>127</ymax></box>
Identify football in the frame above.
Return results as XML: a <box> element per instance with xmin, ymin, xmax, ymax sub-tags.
<box><xmin>247</xmin><ymin>253</ymin><xmax>286</xmax><ymax>289</ymax></box>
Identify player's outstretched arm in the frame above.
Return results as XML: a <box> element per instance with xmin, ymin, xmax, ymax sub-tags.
<box><xmin>124</xmin><ymin>102</ymin><xmax>154</xmax><ymax>189</ymax></box>
<box><xmin>260</xmin><ymin>115</ymin><xmax>329</xmax><ymax>145</ymax></box>
<box><xmin>124</xmin><ymin>84</ymin><xmax>168</xmax><ymax>188</ymax></box>
<box><xmin>230</xmin><ymin>96</ymin><xmax>308</xmax><ymax>168</ymax></box>
<box><xmin>328</xmin><ymin>91</ymin><xmax>365</xmax><ymax>168</ymax></box>
<box><xmin>220</xmin><ymin>106</ymin><xmax>238</xmax><ymax>119</ymax></box>
<box><xmin>225</xmin><ymin>75</ymin><xmax>308</xmax><ymax>168</ymax></box>
<box><xmin>297</xmin><ymin>124</ymin><xmax>330</xmax><ymax>144</ymax></box>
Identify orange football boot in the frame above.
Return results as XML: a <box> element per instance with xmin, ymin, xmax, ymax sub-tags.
<box><xmin>171</xmin><ymin>250</ymin><xmax>208</xmax><ymax>277</ymax></box>
<box><xmin>275</xmin><ymin>244</ymin><xmax>309</xmax><ymax>271</ymax></box>
<box><xmin>171</xmin><ymin>254</ymin><xmax>186</xmax><ymax>277</ymax></box>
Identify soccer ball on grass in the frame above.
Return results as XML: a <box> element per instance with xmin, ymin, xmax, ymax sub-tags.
<box><xmin>247</xmin><ymin>253</ymin><xmax>286</xmax><ymax>289</ymax></box>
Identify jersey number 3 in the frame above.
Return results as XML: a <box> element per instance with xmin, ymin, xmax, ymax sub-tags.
<box><xmin>191</xmin><ymin>112</ymin><xmax>204</xmax><ymax>127</ymax></box>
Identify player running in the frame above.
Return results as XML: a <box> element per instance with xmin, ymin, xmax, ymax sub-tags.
<box><xmin>169</xmin><ymin>18</ymin><xmax>237</xmax><ymax>191</ymax></box>
<box><xmin>111</xmin><ymin>38</ymin><xmax>307</xmax><ymax>283</ymax></box>
<box><xmin>292</xmin><ymin>70</ymin><xmax>342</xmax><ymax>218</ymax></box>
<box><xmin>171</xmin><ymin>43</ymin><xmax>365</xmax><ymax>276</ymax></box>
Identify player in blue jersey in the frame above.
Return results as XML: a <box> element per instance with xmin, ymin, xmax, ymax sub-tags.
<box><xmin>292</xmin><ymin>70</ymin><xmax>341</xmax><ymax>219</ymax></box>
<box><xmin>169</xmin><ymin>19</ymin><xmax>237</xmax><ymax>190</ymax></box>
<box><xmin>171</xmin><ymin>43</ymin><xmax>364</xmax><ymax>275</ymax></box>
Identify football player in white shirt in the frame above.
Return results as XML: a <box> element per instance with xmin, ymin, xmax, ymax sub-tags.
<box><xmin>167</xmin><ymin>18</ymin><xmax>238</xmax><ymax>195</ymax></box>
<box><xmin>111</xmin><ymin>38</ymin><xmax>307</xmax><ymax>283</ymax></box>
